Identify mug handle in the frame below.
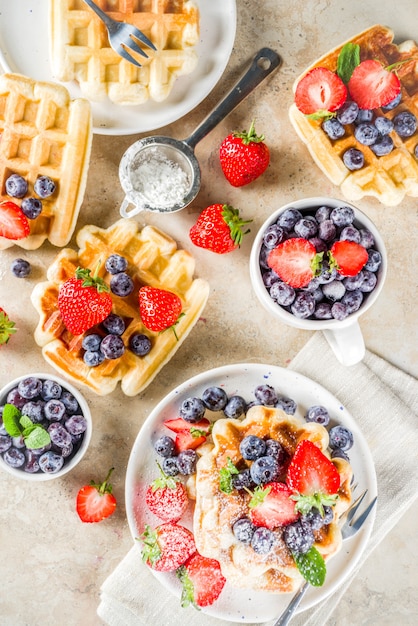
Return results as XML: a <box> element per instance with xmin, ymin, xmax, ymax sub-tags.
<box><xmin>322</xmin><ymin>321</ymin><xmax>365</xmax><ymax>366</ymax></box>
<box><xmin>120</xmin><ymin>196</ymin><xmax>143</xmax><ymax>218</ymax></box>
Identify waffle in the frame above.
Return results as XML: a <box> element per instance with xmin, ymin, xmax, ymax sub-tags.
<box><xmin>193</xmin><ymin>405</ymin><xmax>353</xmax><ymax>594</ymax></box>
<box><xmin>0</xmin><ymin>73</ymin><xmax>92</xmax><ymax>250</ymax></box>
<box><xmin>49</xmin><ymin>0</ymin><xmax>200</xmax><ymax>105</ymax></box>
<box><xmin>31</xmin><ymin>219</ymin><xmax>209</xmax><ymax>396</ymax></box>
<box><xmin>289</xmin><ymin>25</ymin><xmax>418</xmax><ymax>206</ymax></box>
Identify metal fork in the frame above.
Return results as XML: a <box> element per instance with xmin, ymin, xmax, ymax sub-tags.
<box><xmin>272</xmin><ymin>490</ymin><xmax>377</xmax><ymax>626</ymax></box>
<box><xmin>82</xmin><ymin>0</ymin><xmax>157</xmax><ymax>67</ymax></box>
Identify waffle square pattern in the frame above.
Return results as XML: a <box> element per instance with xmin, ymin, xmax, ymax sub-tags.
<box><xmin>0</xmin><ymin>73</ymin><xmax>92</xmax><ymax>250</ymax></box>
<box><xmin>49</xmin><ymin>0</ymin><xmax>200</xmax><ymax>105</ymax></box>
<box><xmin>31</xmin><ymin>219</ymin><xmax>209</xmax><ymax>396</ymax></box>
<box><xmin>289</xmin><ymin>25</ymin><xmax>418</xmax><ymax>206</ymax></box>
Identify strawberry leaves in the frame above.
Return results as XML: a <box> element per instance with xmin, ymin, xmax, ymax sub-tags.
<box><xmin>0</xmin><ymin>308</ymin><xmax>17</xmax><ymax>345</ymax></box>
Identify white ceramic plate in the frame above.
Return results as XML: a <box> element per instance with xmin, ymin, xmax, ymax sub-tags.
<box><xmin>0</xmin><ymin>1</ymin><xmax>236</xmax><ymax>135</ymax></box>
<box><xmin>125</xmin><ymin>363</ymin><xmax>377</xmax><ymax>623</ymax></box>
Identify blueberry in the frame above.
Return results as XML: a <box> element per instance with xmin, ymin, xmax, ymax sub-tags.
<box><xmin>309</xmin><ymin>237</ymin><xmax>328</xmax><ymax>253</ymax></box>
<box><xmin>128</xmin><ymin>333</ymin><xmax>152</xmax><ymax>357</ymax></box>
<box><xmin>6</xmin><ymin>387</ymin><xmax>27</xmax><ymax>409</ymax></box>
<box><xmin>60</xmin><ymin>391</ymin><xmax>79</xmax><ymax>414</ymax></box>
<box><xmin>34</xmin><ymin>176</ymin><xmax>56</xmax><ymax>198</ymax></box>
<box><xmin>270</xmin><ymin>281</ymin><xmax>295</xmax><ymax>306</ymax></box>
<box><xmin>370</xmin><ymin>135</ymin><xmax>394</xmax><ymax>156</ymax></box>
<box><xmin>83</xmin><ymin>350</ymin><xmax>105</xmax><ymax>367</ymax></box>
<box><xmin>232</xmin><ymin>517</ymin><xmax>256</xmax><ymax>544</ymax></box>
<box><xmin>265</xmin><ymin>439</ymin><xmax>287</xmax><ymax>465</ymax></box>
<box><xmin>277</xmin><ymin>208</ymin><xmax>303</xmax><ymax>232</ymax></box>
<box><xmin>240</xmin><ymin>435</ymin><xmax>266</xmax><ymax>461</ymax></box>
<box><xmin>359</xmin><ymin>270</ymin><xmax>377</xmax><ymax>292</ymax></box>
<box><xmin>254</xmin><ymin>384</ymin><xmax>278</xmax><ymax>406</ymax></box>
<box><xmin>317</xmin><ymin>264</ymin><xmax>337</xmax><ymax>285</ymax></box>
<box><xmin>330</xmin><ymin>206</ymin><xmax>355</xmax><ymax>228</ymax></box>
<box><xmin>40</xmin><ymin>379</ymin><xmax>62</xmax><ymax>401</ymax></box>
<box><xmin>11</xmin><ymin>258</ymin><xmax>31</xmax><ymax>278</ymax></box>
<box><xmin>81</xmin><ymin>333</ymin><xmax>102</xmax><ymax>351</ymax></box>
<box><xmin>105</xmin><ymin>254</ymin><xmax>128</xmax><ymax>274</ymax></box>
<box><xmin>110</xmin><ymin>272</ymin><xmax>134</xmax><ymax>297</ymax></box>
<box><xmin>275</xmin><ymin>395</ymin><xmax>297</xmax><ymax>415</ymax></box>
<box><xmin>340</xmin><ymin>225</ymin><xmax>361</xmax><ymax>244</ymax></box>
<box><xmin>302</xmin><ymin>505</ymin><xmax>333</xmax><ymax>530</ymax></box>
<box><xmin>0</xmin><ymin>434</ymin><xmax>12</xmax><ymax>453</ymax></box>
<box><xmin>44</xmin><ymin>399</ymin><xmax>66</xmax><ymax>421</ymax></box>
<box><xmin>414</xmin><ymin>144</ymin><xmax>418</xmax><ymax>158</ymax></box>
<box><xmin>162</xmin><ymin>456</ymin><xmax>179</xmax><ymax>476</ymax></box>
<box><xmin>154</xmin><ymin>435</ymin><xmax>176</xmax><ymax>457</ymax></box>
<box><xmin>262</xmin><ymin>269</ymin><xmax>280</xmax><ymax>289</ymax></box>
<box><xmin>314</xmin><ymin>302</ymin><xmax>333</xmax><ymax>319</ymax></box>
<box><xmin>176</xmin><ymin>449</ymin><xmax>197</xmax><ymax>475</ymax></box>
<box><xmin>329</xmin><ymin>425</ymin><xmax>354</xmax><ymax>450</ymax></box>
<box><xmin>343</xmin><ymin>147</ymin><xmax>364</xmax><ymax>170</ymax></box>
<box><xmin>305</xmin><ymin>405</ymin><xmax>330</xmax><ymax>426</ymax></box>
<box><xmin>290</xmin><ymin>292</ymin><xmax>315</xmax><ymax>318</ymax></box>
<box><xmin>359</xmin><ymin>228</ymin><xmax>375</xmax><ymax>249</ymax></box>
<box><xmin>318</xmin><ymin>219</ymin><xmax>336</xmax><ymax>242</ymax></box>
<box><xmin>21</xmin><ymin>197</ymin><xmax>42</xmax><ymax>219</ymax></box>
<box><xmin>381</xmin><ymin>92</ymin><xmax>401</xmax><ymax>111</ymax></box>
<box><xmin>223</xmin><ymin>395</ymin><xmax>247</xmax><ymax>419</ymax></box>
<box><xmin>294</xmin><ymin>216</ymin><xmax>318</xmax><ymax>239</ymax></box>
<box><xmin>201</xmin><ymin>386</ymin><xmax>228</xmax><ymax>411</ymax></box>
<box><xmin>100</xmin><ymin>334</ymin><xmax>125</xmax><ymax>359</ymax></box>
<box><xmin>251</xmin><ymin>526</ymin><xmax>274</xmax><ymax>554</ymax></box>
<box><xmin>393</xmin><ymin>111</ymin><xmax>417</xmax><ymax>137</ymax></box>
<box><xmin>24</xmin><ymin>450</ymin><xmax>40</xmax><ymax>473</ymax></box>
<box><xmin>315</xmin><ymin>206</ymin><xmax>331</xmax><ymax>222</ymax></box>
<box><xmin>18</xmin><ymin>377</ymin><xmax>42</xmax><ymax>400</ymax></box>
<box><xmin>65</xmin><ymin>414</ymin><xmax>87</xmax><ymax>436</ymax></box>
<box><xmin>331</xmin><ymin>447</ymin><xmax>350</xmax><ymax>461</ymax></box>
<box><xmin>179</xmin><ymin>396</ymin><xmax>206</xmax><ymax>423</ymax></box>
<box><xmin>262</xmin><ymin>223</ymin><xmax>286</xmax><ymax>248</ymax></box>
<box><xmin>322</xmin><ymin>117</ymin><xmax>345</xmax><ymax>140</ymax></box>
<box><xmin>3</xmin><ymin>447</ymin><xmax>26</xmax><ymax>468</ymax></box>
<box><xmin>250</xmin><ymin>455</ymin><xmax>280</xmax><ymax>484</ymax></box>
<box><xmin>22</xmin><ymin>401</ymin><xmax>44</xmax><ymax>423</ymax></box>
<box><xmin>102</xmin><ymin>313</ymin><xmax>125</xmax><ymax>335</ymax></box>
<box><xmin>343</xmin><ymin>272</ymin><xmax>364</xmax><ymax>291</ymax></box>
<box><xmin>341</xmin><ymin>289</ymin><xmax>363</xmax><ymax>314</ymax></box>
<box><xmin>283</xmin><ymin>519</ymin><xmax>314</xmax><ymax>554</ymax></box>
<box><xmin>364</xmin><ymin>249</ymin><xmax>382</xmax><ymax>272</ymax></box>
<box><xmin>39</xmin><ymin>451</ymin><xmax>64</xmax><ymax>473</ymax></box>
<box><xmin>5</xmin><ymin>174</ymin><xmax>28</xmax><ymax>198</ymax></box>
<box><xmin>355</xmin><ymin>109</ymin><xmax>373</xmax><ymax>124</ymax></box>
<box><xmin>232</xmin><ymin>468</ymin><xmax>254</xmax><ymax>490</ymax></box>
<box><xmin>259</xmin><ymin>246</ymin><xmax>271</xmax><ymax>270</ymax></box>
<box><xmin>331</xmin><ymin>302</ymin><xmax>349</xmax><ymax>320</ymax></box>
<box><xmin>374</xmin><ymin>116</ymin><xmax>394</xmax><ymax>135</ymax></box>
<box><xmin>48</xmin><ymin>422</ymin><xmax>72</xmax><ymax>448</ymax></box>
<box><xmin>336</xmin><ymin>100</ymin><xmax>359</xmax><ymax>124</ymax></box>
<box><xmin>354</xmin><ymin>122</ymin><xmax>379</xmax><ymax>146</ymax></box>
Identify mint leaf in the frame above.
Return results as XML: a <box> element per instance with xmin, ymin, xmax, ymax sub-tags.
<box><xmin>293</xmin><ymin>546</ymin><xmax>326</xmax><ymax>586</ymax></box>
<box><xmin>20</xmin><ymin>414</ymin><xmax>33</xmax><ymax>430</ymax></box>
<box><xmin>24</xmin><ymin>426</ymin><xmax>51</xmax><ymax>450</ymax></box>
<box><xmin>2</xmin><ymin>404</ymin><xmax>23</xmax><ymax>438</ymax></box>
<box><xmin>337</xmin><ymin>42</ymin><xmax>360</xmax><ymax>84</ymax></box>
<box><xmin>219</xmin><ymin>457</ymin><xmax>239</xmax><ymax>493</ymax></box>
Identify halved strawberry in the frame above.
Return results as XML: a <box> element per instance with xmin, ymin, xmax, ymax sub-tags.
<box><xmin>164</xmin><ymin>417</ymin><xmax>211</xmax><ymax>434</ymax></box>
<box><xmin>140</xmin><ymin>523</ymin><xmax>196</xmax><ymax>572</ymax></box>
<box><xmin>295</xmin><ymin>67</ymin><xmax>347</xmax><ymax>115</ymax></box>
<box><xmin>0</xmin><ymin>201</ymin><xmax>30</xmax><ymax>240</ymax></box>
<box><xmin>145</xmin><ymin>463</ymin><xmax>189</xmax><ymax>522</ymax></box>
<box><xmin>249</xmin><ymin>481</ymin><xmax>299</xmax><ymax>529</ymax></box>
<box><xmin>329</xmin><ymin>240</ymin><xmax>368</xmax><ymax>277</ymax></box>
<box><xmin>287</xmin><ymin>440</ymin><xmax>340</xmax><ymax>515</ymax></box>
<box><xmin>164</xmin><ymin>416</ymin><xmax>211</xmax><ymax>451</ymax></box>
<box><xmin>177</xmin><ymin>553</ymin><xmax>226</xmax><ymax>608</ymax></box>
<box><xmin>76</xmin><ymin>467</ymin><xmax>117</xmax><ymax>523</ymax></box>
<box><xmin>175</xmin><ymin>430</ymin><xmax>207</xmax><ymax>452</ymax></box>
<box><xmin>267</xmin><ymin>238</ymin><xmax>322</xmax><ymax>288</ymax></box>
<box><xmin>348</xmin><ymin>59</ymin><xmax>401</xmax><ymax>110</ymax></box>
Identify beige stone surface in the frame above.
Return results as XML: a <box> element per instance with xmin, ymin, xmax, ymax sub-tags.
<box><xmin>0</xmin><ymin>0</ymin><xmax>417</xmax><ymax>625</ymax></box>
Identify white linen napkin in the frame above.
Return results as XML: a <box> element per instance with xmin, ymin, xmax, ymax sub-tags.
<box><xmin>98</xmin><ymin>333</ymin><xmax>418</xmax><ymax>626</ymax></box>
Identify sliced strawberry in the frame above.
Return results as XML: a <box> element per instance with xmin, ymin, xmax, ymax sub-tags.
<box><xmin>76</xmin><ymin>468</ymin><xmax>117</xmax><ymax>523</ymax></box>
<box><xmin>140</xmin><ymin>523</ymin><xmax>196</xmax><ymax>572</ymax></box>
<box><xmin>164</xmin><ymin>417</ymin><xmax>211</xmax><ymax>434</ymax></box>
<box><xmin>287</xmin><ymin>440</ymin><xmax>341</xmax><ymax>515</ymax></box>
<box><xmin>0</xmin><ymin>201</ymin><xmax>30</xmax><ymax>240</ymax></box>
<box><xmin>175</xmin><ymin>430</ymin><xmax>207</xmax><ymax>452</ymax></box>
<box><xmin>177</xmin><ymin>553</ymin><xmax>226</xmax><ymax>608</ymax></box>
<box><xmin>249</xmin><ymin>481</ymin><xmax>299</xmax><ymax>529</ymax></box>
<box><xmin>295</xmin><ymin>67</ymin><xmax>347</xmax><ymax>115</ymax></box>
<box><xmin>329</xmin><ymin>240</ymin><xmax>368</xmax><ymax>277</ymax></box>
<box><xmin>145</xmin><ymin>464</ymin><xmax>189</xmax><ymax>522</ymax></box>
<box><xmin>267</xmin><ymin>238</ymin><xmax>321</xmax><ymax>288</ymax></box>
<box><xmin>348</xmin><ymin>59</ymin><xmax>401</xmax><ymax>110</ymax></box>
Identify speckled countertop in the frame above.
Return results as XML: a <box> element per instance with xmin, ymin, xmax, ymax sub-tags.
<box><xmin>0</xmin><ymin>1</ymin><xmax>417</xmax><ymax>625</ymax></box>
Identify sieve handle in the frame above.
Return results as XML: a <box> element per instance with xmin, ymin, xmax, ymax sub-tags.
<box><xmin>184</xmin><ymin>48</ymin><xmax>281</xmax><ymax>150</ymax></box>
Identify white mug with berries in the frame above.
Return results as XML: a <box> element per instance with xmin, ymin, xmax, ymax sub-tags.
<box><xmin>250</xmin><ymin>197</ymin><xmax>387</xmax><ymax>366</ymax></box>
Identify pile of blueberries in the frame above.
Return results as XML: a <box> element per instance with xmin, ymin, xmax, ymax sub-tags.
<box><xmin>5</xmin><ymin>172</ymin><xmax>56</xmax><ymax>218</ymax></box>
<box><xmin>321</xmin><ymin>95</ymin><xmax>418</xmax><ymax>170</ymax></box>
<box><xmin>0</xmin><ymin>376</ymin><xmax>88</xmax><ymax>474</ymax></box>
<box><xmin>259</xmin><ymin>204</ymin><xmax>382</xmax><ymax>321</ymax></box>
<box><xmin>82</xmin><ymin>253</ymin><xmax>152</xmax><ymax>366</ymax></box>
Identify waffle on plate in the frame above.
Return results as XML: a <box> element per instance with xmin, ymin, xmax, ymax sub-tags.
<box><xmin>193</xmin><ymin>405</ymin><xmax>353</xmax><ymax>593</ymax></box>
<box><xmin>31</xmin><ymin>219</ymin><xmax>209</xmax><ymax>396</ymax></box>
<box><xmin>49</xmin><ymin>0</ymin><xmax>200</xmax><ymax>105</ymax></box>
<box><xmin>0</xmin><ymin>73</ymin><xmax>92</xmax><ymax>250</ymax></box>
<box><xmin>289</xmin><ymin>25</ymin><xmax>418</xmax><ymax>206</ymax></box>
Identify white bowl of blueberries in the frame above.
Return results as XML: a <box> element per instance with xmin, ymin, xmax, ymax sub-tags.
<box><xmin>0</xmin><ymin>373</ymin><xmax>92</xmax><ymax>481</ymax></box>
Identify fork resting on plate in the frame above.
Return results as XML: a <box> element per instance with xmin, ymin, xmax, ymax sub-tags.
<box><xmin>82</xmin><ymin>0</ymin><xmax>156</xmax><ymax>67</ymax></box>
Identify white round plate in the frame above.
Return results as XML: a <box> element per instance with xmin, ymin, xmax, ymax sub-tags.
<box><xmin>0</xmin><ymin>1</ymin><xmax>236</xmax><ymax>135</ymax></box>
<box><xmin>125</xmin><ymin>363</ymin><xmax>377</xmax><ymax>623</ymax></box>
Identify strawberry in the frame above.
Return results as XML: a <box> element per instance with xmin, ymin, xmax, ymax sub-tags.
<box><xmin>58</xmin><ymin>265</ymin><xmax>112</xmax><ymax>335</ymax></box>
<box><xmin>219</xmin><ymin>120</ymin><xmax>270</xmax><ymax>187</ymax></box>
<box><xmin>177</xmin><ymin>553</ymin><xmax>226</xmax><ymax>608</ymax></box>
<box><xmin>295</xmin><ymin>67</ymin><xmax>347</xmax><ymax>116</ymax></box>
<box><xmin>145</xmin><ymin>463</ymin><xmax>189</xmax><ymax>522</ymax></box>
<box><xmin>175</xmin><ymin>430</ymin><xmax>207</xmax><ymax>452</ymax></box>
<box><xmin>348</xmin><ymin>59</ymin><xmax>401</xmax><ymax>110</ymax></box>
<box><xmin>164</xmin><ymin>417</ymin><xmax>211</xmax><ymax>434</ymax></box>
<box><xmin>249</xmin><ymin>481</ymin><xmax>299</xmax><ymax>529</ymax></box>
<box><xmin>189</xmin><ymin>204</ymin><xmax>252</xmax><ymax>254</ymax></box>
<box><xmin>267</xmin><ymin>238</ymin><xmax>323</xmax><ymax>288</ymax></box>
<box><xmin>140</xmin><ymin>523</ymin><xmax>196</xmax><ymax>572</ymax></box>
<box><xmin>76</xmin><ymin>467</ymin><xmax>117</xmax><ymax>523</ymax></box>
<box><xmin>0</xmin><ymin>307</ymin><xmax>17</xmax><ymax>345</ymax></box>
<box><xmin>286</xmin><ymin>440</ymin><xmax>340</xmax><ymax>516</ymax></box>
<box><xmin>329</xmin><ymin>240</ymin><xmax>368</xmax><ymax>277</ymax></box>
<box><xmin>0</xmin><ymin>201</ymin><xmax>30</xmax><ymax>240</ymax></box>
<box><xmin>164</xmin><ymin>416</ymin><xmax>211</xmax><ymax>451</ymax></box>
<box><xmin>138</xmin><ymin>286</ymin><xmax>183</xmax><ymax>338</ymax></box>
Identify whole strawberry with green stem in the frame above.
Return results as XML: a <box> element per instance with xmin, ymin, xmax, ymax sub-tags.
<box><xmin>189</xmin><ymin>204</ymin><xmax>252</xmax><ymax>254</ymax></box>
<box><xmin>219</xmin><ymin>119</ymin><xmax>270</xmax><ymax>186</ymax></box>
<box><xmin>58</xmin><ymin>264</ymin><xmax>112</xmax><ymax>335</ymax></box>
<box><xmin>145</xmin><ymin>462</ymin><xmax>189</xmax><ymax>522</ymax></box>
<box><xmin>0</xmin><ymin>307</ymin><xmax>17</xmax><ymax>346</ymax></box>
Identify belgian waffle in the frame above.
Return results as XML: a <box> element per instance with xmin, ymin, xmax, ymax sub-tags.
<box><xmin>49</xmin><ymin>0</ymin><xmax>200</xmax><ymax>105</ymax></box>
<box><xmin>31</xmin><ymin>219</ymin><xmax>209</xmax><ymax>396</ymax></box>
<box><xmin>193</xmin><ymin>405</ymin><xmax>353</xmax><ymax>593</ymax></box>
<box><xmin>289</xmin><ymin>25</ymin><xmax>418</xmax><ymax>206</ymax></box>
<box><xmin>0</xmin><ymin>73</ymin><xmax>92</xmax><ymax>250</ymax></box>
